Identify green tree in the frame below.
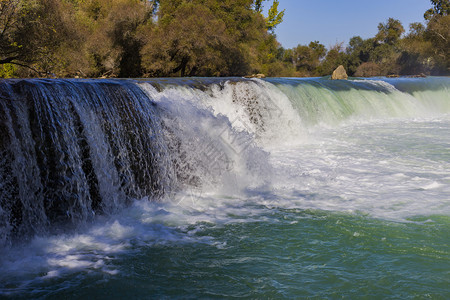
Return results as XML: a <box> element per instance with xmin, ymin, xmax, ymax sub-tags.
<box><xmin>423</xmin><ymin>0</ymin><xmax>449</xmax><ymax>74</ymax></box>
<box><xmin>290</xmin><ymin>41</ymin><xmax>325</xmax><ymax>76</ymax></box>
<box><xmin>141</xmin><ymin>1</ymin><xmax>229</xmax><ymax>76</ymax></box>
<box><xmin>376</xmin><ymin>18</ymin><xmax>405</xmax><ymax>45</ymax></box>
<box><xmin>265</xmin><ymin>0</ymin><xmax>284</xmax><ymax>31</ymax></box>
<box><xmin>408</xmin><ymin>22</ymin><xmax>426</xmax><ymax>38</ymax></box>
<box><xmin>345</xmin><ymin>36</ymin><xmax>363</xmax><ymax>75</ymax></box>
<box><xmin>0</xmin><ymin>0</ymin><xmax>75</xmax><ymax>76</ymax></box>
<box><xmin>424</xmin><ymin>0</ymin><xmax>450</xmax><ymax>20</ymax></box>
<box><xmin>316</xmin><ymin>43</ymin><xmax>346</xmax><ymax>76</ymax></box>
<box><xmin>64</xmin><ymin>0</ymin><xmax>156</xmax><ymax>77</ymax></box>
<box><xmin>141</xmin><ymin>0</ymin><xmax>268</xmax><ymax>77</ymax></box>
<box><xmin>425</xmin><ymin>16</ymin><xmax>449</xmax><ymax>73</ymax></box>
<box><xmin>397</xmin><ymin>23</ymin><xmax>433</xmax><ymax>75</ymax></box>
<box><xmin>251</xmin><ymin>0</ymin><xmax>284</xmax><ymax>31</ymax></box>
<box><xmin>1</xmin><ymin>0</ymin><xmax>291</xmax><ymax>78</ymax></box>
<box><xmin>254</xmin><ymin>0</ymin><xmax>264</xmax><ymax>12</ymax></box>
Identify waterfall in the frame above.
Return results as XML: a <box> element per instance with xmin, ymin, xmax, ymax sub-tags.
<box><xmin>0</xmin><ymin>79</ymin><xmax>174</xmax><ymax>242</ymax></box>
<box><xmin>0</xmin><ymin>76</ymin><xmax>449</xmax><ymax>244</ymax></box>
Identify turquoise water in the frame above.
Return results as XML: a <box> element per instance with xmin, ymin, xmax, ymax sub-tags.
<box><xmin>0</xmin><ymin>77</ymin><xmax>449</xmax><ymax>298</ymax></box>
<box><xmin>3</xmin><ymin>209</ymin><xmax>449</xmax><ymax>298</ymax></box>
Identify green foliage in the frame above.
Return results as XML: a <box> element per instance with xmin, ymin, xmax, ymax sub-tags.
<box><xmin>408</xmin><ymin>22</ymin><xmax>426</xmax><ymax>37</ymax></box>
<box><xmin>265</xmin><ymin>0</ymin><xmax>285</xmax><ymax>31</ymax></box>
<box><xmin>0</xmin><ymin>0</ymin><xmax>76</xmax><ymax>76</ymax></box>
<box><xmin>376</xmin><ymin>18</ymin><xmax>405</xmax><ymax>45</ymax></box>
<box><xmin>341</xmin><ymin>7</ymin><xmax>448</xmax><ymax>77</ymax></box>
<box><xmin>425</xmin><ymin>0</ymin><xmax>449</xmax><ymax>20</ymax></box>
<box><xmin>141</xmin><ymin>0</ymin><xmax>269</xmax><ymax>77</ymax></box>
<box><xmin>424</xmin><ymin>14</ymin><xmax>449</xmax><ymax>74</ymax></box>
<box><xmin>423</xmin><ymin>1</ymin><xmax>449</xmax><ymax>73</ymax></box>
<box><xmin>0</xmin><ymin>0</ymin><xmax>447</xmax><ymax>77</ymax></box>
<box><xmin>316</xmin><ymin>43</ymin><xmax>347</xmax><ymax>76</ymax></box>
<box><xmin>254</xmin><ymin>0</ymin><xmax>264</xmax><ymax>12</ymax></box>
<box><xmin>0</xmin><ymin>63</ymin><xmax>17</xmax><ymax>78</ymax></box>
<box><xmin>287</xmin><ymin>41</ymin><xmax>326</xmax><ymax>76</ymax></box>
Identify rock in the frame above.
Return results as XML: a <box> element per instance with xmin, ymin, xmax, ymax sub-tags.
<box><xmin>410</xmin><ymin>73</ymin><xmax>427</xmax><ymax>78</ymax></box>
<box><xmin>244</xmin><ymin>74</ymin><xmax>266</xmax><ymax>79</ymax></box>
<box><xmin>331</xmin><ymin>65</ymin><xmax>348</xmax><ymax>80</ymax></box>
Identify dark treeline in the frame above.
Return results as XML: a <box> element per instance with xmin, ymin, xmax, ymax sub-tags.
<box><xmin>0</xmin><ymin>0</ymin><xmax>448</xmax><ymax>78</ymax></box>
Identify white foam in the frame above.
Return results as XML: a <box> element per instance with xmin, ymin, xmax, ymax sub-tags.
<box><xmin>421</xmin><ymin>182</ymin><xmax>443</xmax><ymax>190</ymax></box>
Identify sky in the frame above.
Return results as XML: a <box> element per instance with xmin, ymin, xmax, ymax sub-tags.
<box><xmin>265</xmin><ymin>0</ymin><xmax>432</xmax><ymax>49</ymax></box>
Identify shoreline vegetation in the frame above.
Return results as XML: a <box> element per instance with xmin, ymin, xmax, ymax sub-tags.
<box><xmin>0</xmin><ymin>0</ymin><xmax>448</xmax><ymax>79</ymax></box>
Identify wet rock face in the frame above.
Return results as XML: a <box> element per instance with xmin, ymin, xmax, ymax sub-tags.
<box><xmin>331</xmin><ymin>65</ymin><xmax>348</xmax><ymax>80</ymax></box>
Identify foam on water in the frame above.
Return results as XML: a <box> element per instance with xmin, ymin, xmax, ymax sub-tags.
<box><xmin>267</xmin><ymin>117</ymin><xmax>450</xmax><ymax>220</ymax></box>
<box><xmin>0</xmin><ymin>198</ymin><xmax>225</xmax><ymax>293</ymax></box>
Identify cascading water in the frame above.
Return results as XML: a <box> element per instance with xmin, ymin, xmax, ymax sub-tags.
<box><xmin>0</xmin><ymin>79</ymin><xmax>176</xmax><ymax>242</ymax></box>
<box><xmin>0</xmin><ymin>76</ymin><xmax>449</xmax><ymax>298</ymax></box>
<box><xmin>0</xmin><ymin>78</ymin><xmax>270</xmax><ymax>243</ymax></box>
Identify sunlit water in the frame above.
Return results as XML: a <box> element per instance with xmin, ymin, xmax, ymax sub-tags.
<box><xmin>0</xmin><ymin>77</ymin><xmax>449</xmax><ymax>298</ymax></box>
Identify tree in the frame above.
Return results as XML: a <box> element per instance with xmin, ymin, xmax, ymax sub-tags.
<box><xmin>141</xmin><ymin>2</ymin><xmax>230</xmax><ymax>76</ymax></box>
<box><xmin>107</xmin><ymin>0</ymin><xmax>155</xmax><ymax>77</ymax></box>
<box><xmin>348</xmin><ymin>36</ymin><xmax>364</xmax><ymax>53</ymax></box>
<box><xmin>141</xmin><ymin>0</ymin><xmax>269</xmax><ymax>77</ymax></box>
<box><xmin>398</xmin><ymin>23</ymin><xmax>433</xmax><ymax>75</ymax></box>
<box><xmin>265</xmin><ymin>0</ymin><xmax>284</xmax><ymax>31</ymax></box>
<box><xmin>316</xmin><ymin>42</ymin><xmax>346</xmax><ymax>76</ymax></box>
<box><xmin>376</xmin><ymin>18</ymin><xmax>405</xmax><ymax>45</ymax></box>
<box><xmin>0</xmin><ymin>0</ymin><xmax>74</xmax><ymax>76</ymax></box>
<box><xmin>1</xmin><ymin>0</ymin><xmax>446</xmax><ymax>78</ymax></box>
<box><xmin>62</xmin><ymin>0</ymin><xmax>157</xmax><ymax>78</ymax></box>
<box><xmin>423</xmin><ymin>0</ymin><xmax>449</xmax><ymax>74</ymax></box>
<box><xmin>425</xmin><ymin>15</ymin><xmax>449</xmax><ymax>73</ymax></box>
<box><xmin>424</xmin><ymin>0</ymin><xmax>450</xmax><ymax>20</ymax></box>
<box><xmin>408</xmin><ymin>22</ymin><xmax>426</xmax><ymax>38</ymax></box>
<box><xmin>254</xmin><ymin>0</ymin><xmax>264</xmax><ymax>12</ymax></box>
<box><xmin>345</xmin><ymin>36</ymin><xmax>363</xmax><ymax>75</ymax></box>
<box><xmin>290</xmin><ymin>41</ymin><xmax>326</xmax><ymax>76</ymax></box>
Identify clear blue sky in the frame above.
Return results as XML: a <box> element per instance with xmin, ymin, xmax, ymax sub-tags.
<box><xmin>265</xmin><ymin>0</ymin><xmax>432</xmax><ymax>49</ymax></box>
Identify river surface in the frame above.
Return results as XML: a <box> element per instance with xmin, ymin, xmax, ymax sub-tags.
<box><xmin>0</xmin><ymin>77</ymin><xmax>449</xmax><ymax>298</ymax></box>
